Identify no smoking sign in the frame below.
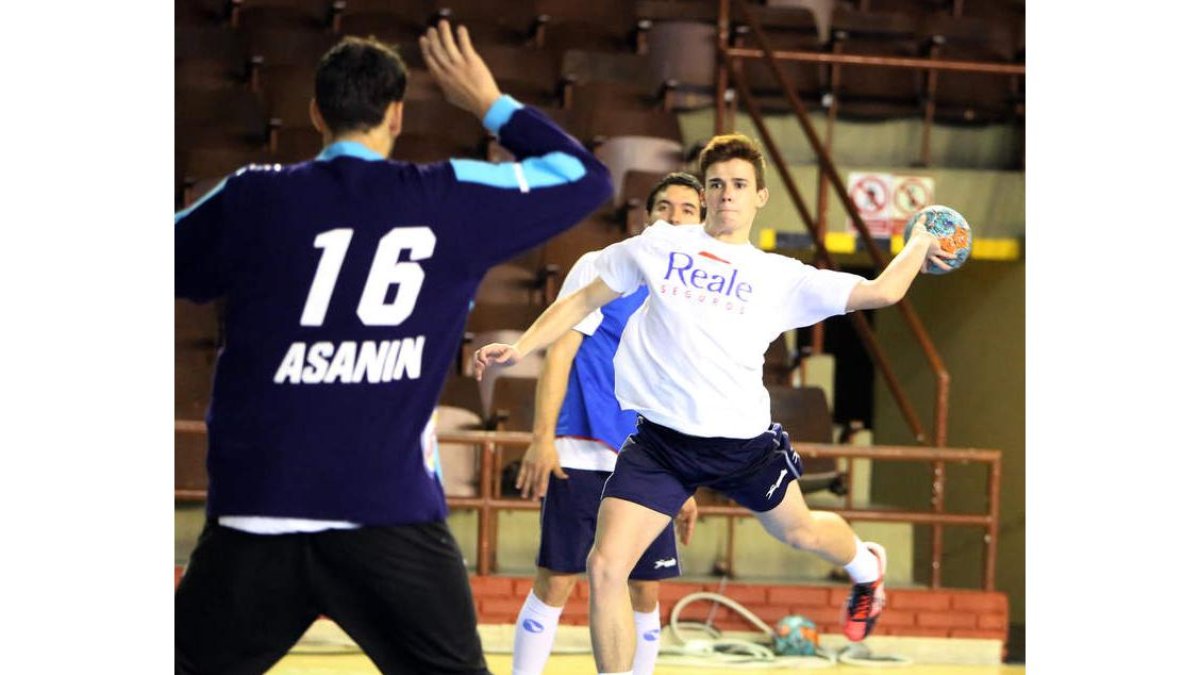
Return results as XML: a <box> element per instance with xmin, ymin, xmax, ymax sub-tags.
<box><xmin>847</xmin><ymin>172</ymin><xmax>893</xmax><ymax>238</ymax></box>
<box><xmin>891</xmin><ymin>175</ymin><xmax>935</xmax><ymax>236</ymax></box>
<box><xmin>893</xmin><ymin>176</ymin><xmax>934</xmax><ymax>217</ymax></box>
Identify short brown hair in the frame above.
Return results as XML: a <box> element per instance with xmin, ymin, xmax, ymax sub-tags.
<box><xmin>316</xmin><ymin>36</ymin><xmax>408</xmax><ymax>135</ymax></box>
<box><xmin>699</xmin><ymin>134</ymin><xmax>766</xmax><ymax>190</ymax></box>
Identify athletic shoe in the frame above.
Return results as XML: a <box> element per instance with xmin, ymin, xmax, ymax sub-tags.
<box><xmin>841</xmin><ymin>541</ymin><xmax>887</xmax><ymax>641</ymax></box>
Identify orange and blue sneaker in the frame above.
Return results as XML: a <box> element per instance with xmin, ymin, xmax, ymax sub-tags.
<box><xmin>841</xmin><ymin>542</ymin><xmax>887</xmax><ymax>641</ymax></box>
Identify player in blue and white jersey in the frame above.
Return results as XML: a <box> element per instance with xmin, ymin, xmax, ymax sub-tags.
<box><xmin>174</xmin><ymin>23</ymin><xmax>612</xmax><ymax>675</ymax></box>
<box><xmin>476</xmin><ymin>133</ymin><xmax>956</xmax><ymax>675</ymax></box>
<box><xmin>509</xmin><ymin>174</ymin><xmax>704</xmax><ymax>675</ymax></box>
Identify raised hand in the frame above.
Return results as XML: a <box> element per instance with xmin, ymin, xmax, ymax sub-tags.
<box><xmin>418</xmin><ymin>21</ymin><xmax>502</xmax><ymax>120</ymax></box>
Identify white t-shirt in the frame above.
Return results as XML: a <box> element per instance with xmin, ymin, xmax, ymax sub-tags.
<box><xmin>559</xmin><ymin>251</ymin><xmax>606</xmax><ymax>337</ymax></box>
<box><xmin>593</xmin><ymin>222</ymin><xmax>863</xmax><ymax>439</ymax></box>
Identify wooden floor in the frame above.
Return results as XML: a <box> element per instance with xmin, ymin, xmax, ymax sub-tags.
<box><xmin>264</xmin><ymin>620</ymin><xmax>1022</xmax><ymax>674</ymax></box>
<box><xmin>270</xmin><ymin>652</ymin><xmax>1026</xmax><ymax>674</ymax></box>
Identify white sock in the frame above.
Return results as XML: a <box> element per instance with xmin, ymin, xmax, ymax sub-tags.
<box><xmin>599</xmin><ymin>672</ymin><xmax>634</xmax><ymax>675</ymax></box>
<box><xmin>843</xmin><ymin>538</ymin><xmax>880</xmax><ymax>584</ymax></box>
<box><xmin>632</xmin><ymin>605</ymin><xmax>662</xmax><ymax>675</ymax></box>
<box><xmin>512</xmin><ymin>590</ymin><xmax>564</xmax><ymax>675</ymax></box>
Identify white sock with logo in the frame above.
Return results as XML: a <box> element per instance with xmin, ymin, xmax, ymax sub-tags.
<box><xmin>843</xmin><ymin>538</ymin><xmax>880</xmax><ymax>584</ymax></box>
<box><xmin>512</xmin><ymin>590</ymin><xmax>564</xmax><ymax>675</ymax></box>
<box><xmin>632</xmin><ymin>605</ymin><xmax>662</xmax><ymax>675</ymax></box>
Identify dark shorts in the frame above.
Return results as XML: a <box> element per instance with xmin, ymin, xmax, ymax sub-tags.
<box><xmin>537</xmin><ymin>469</ymin><xmax>682</xmax><ymax>580</ymax></box>
<box><xmin>175</xmin><ymin>520</ymin><xmax>490</xmax><ymax>675</ymax></box>
<box><xmin>602</xmin><ymin>417</ymin><xmax>804</xmax><ymax>517</ymax></box>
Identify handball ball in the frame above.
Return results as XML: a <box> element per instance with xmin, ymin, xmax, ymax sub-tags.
<box><xmin>904</xmin><ymin>205</ymin><xmax>971</xmax><ymax>275</ymax></box>
<box><xmin>773</xmin><ymin>614</ymin><xmax>819</xmax><ymax>656</ymax></box>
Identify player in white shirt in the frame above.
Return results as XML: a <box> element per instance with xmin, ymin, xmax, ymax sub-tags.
<box><xmin>510</xmin><ymin>174</ymin><xmax>704</xmax><ymax>675</ymax></box>
<box><xmin>475</xmin><ymin>133</ymin><xmax>955</xmax><ymax>675</ymax></box>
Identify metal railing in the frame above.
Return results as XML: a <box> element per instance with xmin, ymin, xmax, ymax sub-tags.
<box><xmin>175</xmin><ymin>422</ymin><xmax>1002</xmax><ymax>590</ymax></box>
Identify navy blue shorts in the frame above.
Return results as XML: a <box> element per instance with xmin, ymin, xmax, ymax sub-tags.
<box><xmin>602</xmin><ymin>417</ymin><xmax>804</xmax><ymax>517</ymax></box>
<box><xmin>537</xmin><ymin>469</ymin><xmax>682</xmax><ymax>580</ymax></box>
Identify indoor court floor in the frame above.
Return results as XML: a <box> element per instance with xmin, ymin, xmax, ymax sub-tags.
<box><xmin>265</xmin><ymin>620</ymin><xmax>1024</xmax><ymax>674</ymax></box>
<box><xmin>270</xmin><ymin>652</ymin><xmax>1026</xmax><ymax>674</ymax></box>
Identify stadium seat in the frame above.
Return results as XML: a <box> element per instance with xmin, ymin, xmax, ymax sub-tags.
<box><xmin>764</xmin><ymin>333</ymin><xmax>800</xmax><ymax>386</ymax></box>
<box><xmin>270</xmin><ymin>127</ymin><xmax>324</xmax><ymax>164</ymax></box>
<box><xmin>473</xmin><ymin>44</ymin><xmax>565</xmax><ymax>108</ymax></box>
<box><xmin>395</xmin><ymin>99</ymin><xmax>488</xmax><ymax>158</ymax></box>
<box><xmin>765</xmin><ymin>0</ymin><xmax>838</xmax><ymax>43</ymax></box>
<box><xmin>634</xmin><ymin>0</ymin><xmax>719</xmax><ymax>24</ymax></box>
<box><xmin>731</xmin><ymin>6</ymin><xmax>824</xmax><ymax>115</ymax></box>
<box><xmin>176</xmin><ymin>24</ymin><xmax>253</xmax><ymax>91</ymax></box>
<box><xmin>334</xmin><ymin>0</ymin><xmax>437</xmax><ymax>43</ymax></box>
<box><xmin>621</xmin><ymin>170</ymin><xmax>670</xmax><ymax>229</ymax></box>
<box><xmin>178</xmin><ymin>146</ymin><xmax>273</xmax><ymax>193</ymax></box>
<box><xmin>176</xmin><ymin>87</ymin><xmax>273</xmax><ymax>149</ymax></box>
<box><xmin>228</xmin><ymin>0</ymin><xmax>336</xmax><ymax>32</ymax></box>
<box><xmin>593</xmin><ymin>136</ymin><xmax>685</xmax><ymax>206</ymax></box>
<box><xmin>532</xmin><ymin>0</ymin><xmax>640</xmax><ymax>54</ymax></box>
<box><xmin>475</xmin><ymin>264</ymin><xmax>557</xmax><ymax>307</ymax></box>
<box><xmin>588</xmin><ymin>108</ymin><xmax>683</xmax><ymax>143</ymax></box>
<box><xmin>439</xmin><ymin>372</ymin><xmax>488</xmax><ymax>418</ymax></box>
<box><xmin>435</xmin><ymin>405</ymin><xmax>485</xmax><ymax>497</ymax></box>
<box><xmin>541</xmin><ymin>216</ymin><xmax>624</xmax><ymax>275</ymax></box>
<box><xmin>857</xmin><ymin>0</ymin><xmax>952</xmax><ymax>17</ymax></box>
<box><xmin>488</xmin><ymin>377</ymin><xmax>539</xmax><ymax>433</ymax></box>
<box><xmin>177</xmin><ymin>0</ymin><xmax>232</xmax><ymax>26</ymax></box>
<box><xmin>239</xmin><ymin>27</ymin><xmax>338</xmax><ymax>69</ymax></box>
<box><xmin>645</xmin><ymin>20</ymin><xmax>718</xmax><ymax>110</ymax></box>
<box><xmin>461</xmin><ymin>329</ymin><xmax>545</xmax><ymax>418</ymax></box>
<box><xmin>463</xmin><ymin>303</ymin><xmax>547</xmax><ymax>335</ymax></box>
<box><xmin>258</xmin><ymin>64</ymin><xmax>316</xmax><ymax>130</ymax></box>
<box><xmin>400</xmin><ymin>67</ymin><xmax>445</xmax><ymax>103</ymax></box>
<box><xmin>433</xmin><ymin>0</ymin><xmax>540</xmax><ymax>47</ymax></box>
<box><xmin>828</xmin><ymin>7</ymin><xmax>923</xmax><ymax>120</ymax></box>
<box><xmin>559</xmin><ymin>50</ymin><xmax>667</xmax><ymax>111</ymax></box>
<box><xmin>919</xmin><ymin>14</ymin><xmax>1017</xmax><ymax>123</ymax></box>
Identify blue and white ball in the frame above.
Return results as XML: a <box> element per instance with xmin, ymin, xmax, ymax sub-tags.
<box><xmin>904</xmin><ymin>204</ymin><xmax>972</xmax><ymax>275</ymax></box>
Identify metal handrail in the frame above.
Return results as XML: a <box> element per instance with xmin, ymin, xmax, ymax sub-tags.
<box><xmin>174</xmin><ymin>423</ymin><xmax>1002</xmax><ymax>590</ymax></box>
<box><xmin>724</xmin><ymin>47</ymin><xmax>1026</xmax><ymax>76</ymax></box>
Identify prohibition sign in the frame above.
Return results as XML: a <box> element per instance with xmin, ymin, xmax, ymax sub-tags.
<box><xmin>849</xmin><ymin>175</ymin><xmax>889</xmax><ymax>218</ymax></box>
<box><xmin>893</xmin><ymin>177</ymin><xmax>932</xmax><ymax>216</ymax></box>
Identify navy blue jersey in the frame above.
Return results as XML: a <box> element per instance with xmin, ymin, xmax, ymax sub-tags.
<box><xmin>175</xmin><ymin>96</ymin><xmax>612</xmax><ymax>525</ymax></box>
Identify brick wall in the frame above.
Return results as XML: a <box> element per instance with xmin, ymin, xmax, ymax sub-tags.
<box><xmin>471</xmin><ymin>576</ymin><xmax>1009</xmax><ymax>644</ymax></box>
<box><xmin>173</xmin><ymin>566</ymin><xmax>1007</xmax><ymax>646</ymax></box>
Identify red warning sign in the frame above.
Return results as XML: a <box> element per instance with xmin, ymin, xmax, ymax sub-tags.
<box><xmin>891</xmin><ymin>175</ymin><xmax>935</xmax><ymax>236</ymax></box>
<box><xmin>847</xmin><ymin>172</ymin><xmax>892</xmax><ymax>238</ymax></box>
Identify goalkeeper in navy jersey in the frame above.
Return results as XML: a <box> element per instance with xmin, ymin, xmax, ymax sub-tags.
<box><xmin>174</xmin><ymin>22</ymin><xmax>611</xmax><ymax>675</ymax></box>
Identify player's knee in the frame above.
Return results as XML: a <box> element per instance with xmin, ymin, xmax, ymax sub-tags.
<box><xmin>533</xmin><ymin>571</ymin><xmax>577</xmax><ymax>606</ymax></box>
<box><xmin>586</xmin><ymin>548</ymin><xmax>633</xmax><ymax>588</ymax></box>
<box><xmin>628</xmin><ymin>580</ymin><xmax>659</xmax><ymax>612</ymax></box>
<box><xmin>782</xmin><ymin>522</ymin><xmax>822</xmax><ymax>551</ymax></box>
